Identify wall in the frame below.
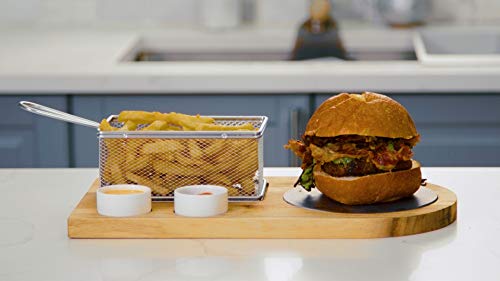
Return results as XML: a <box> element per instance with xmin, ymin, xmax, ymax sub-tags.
<box><xmin>0</xmin><ymin>0</ymin><xmax>500</xmax><ymax>28</ymax></box>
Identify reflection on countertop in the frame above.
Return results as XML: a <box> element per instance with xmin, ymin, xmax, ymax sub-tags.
<box><xmin>66</xmin><ymin>227</ymin><xmax>456</xmax><ymax>281</ymax></box>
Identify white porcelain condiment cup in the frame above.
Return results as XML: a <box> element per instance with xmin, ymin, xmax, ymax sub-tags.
<box><xmin>97</xmin><ymin>185</ymin><xmax>151</xmax><ymax>217</ymax></box>
<box><xmin>174</xmin><ymin>185</ymin><xmax>228</xmax><ymax>217</ymax></box>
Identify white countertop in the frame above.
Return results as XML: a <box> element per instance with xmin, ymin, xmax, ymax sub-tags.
<box><xmin>2</xmin><ymin>26</ymin><xmax>500</xmax><ymax>94</ymax></box>
<box><xmin>1</xmin><ymin>167</ymin><xmax>499</xmax><ymax>281</ymax></box>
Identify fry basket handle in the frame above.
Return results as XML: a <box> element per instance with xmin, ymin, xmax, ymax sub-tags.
<box><xmin>18</xmin><ymin>101</ymin><xmax>100</xmax><ymax>128</ymax></box>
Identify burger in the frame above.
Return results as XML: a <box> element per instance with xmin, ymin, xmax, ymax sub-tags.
<box><xmin>285</xmin><ymin>92</ymin><xmax>422</xmax><ymax>205</ymax></box>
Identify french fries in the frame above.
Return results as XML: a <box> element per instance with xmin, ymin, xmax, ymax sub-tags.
<box><xmin>142</xmin><ymin>121</ymin><xmax>168</xmax><ymax>131</ymax></box>
<box><xmin>141</xmin><ymin>140</ymin><xmax>184</xmax><ymax>154</ymax></box>
<box><xmin>99</xmin><ymin>110</ymin><xmax>259</xmax><ymax>197</ymax></box>
<box><xmin>99</xmin><ymin>119</ymin><xmax>116</xmax><ymax>131</ymax></box>
<box><xmin>100</xmin><ymin>110</ymin><xmax>255</xmax><ymax>132</ymax></box>
<box><xmin>117</xmin><ymin>111</ymin><xmax>156</xmax><ymax>124</ymax></box>
<box><xmin>119</xmin><ymin>121</ymin><xmax>138</xmax><ymax>131</ymax></box>
<box><xmin>194</xmin><ymin>122</ymin><xmax>255</xmax><ymax>131</ymax></box>
<box><xmin>101</xmin><ymin>139</ymin><xmax>127</xmax><ymax>184</ymax></box>
<box><xmin>100</xmin><ymin>137</ymin><xmax>260</xmax><ymax>197</ymax></box>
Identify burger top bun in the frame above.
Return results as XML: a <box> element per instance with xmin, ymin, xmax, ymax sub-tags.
<box><xmin>305</xmin><ymin>92</ymin><xmax>418</xmax><ymax>139</ymax></box>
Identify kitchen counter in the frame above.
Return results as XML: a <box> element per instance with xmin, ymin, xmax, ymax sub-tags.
<box><xmin>0</xmin><ymin>167</ymin><xmax>499</xmax><ymax>281</ymax></box>
<box><xmin>1</xmin><ymin>26</ymin><xmax>500</xmax><ymax>93</ymax></box>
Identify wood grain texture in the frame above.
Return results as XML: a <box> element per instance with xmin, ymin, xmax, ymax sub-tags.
<box><xmin>68</xmin><ymin>177</ymin><xmax>457</xmax><ymax>239</ymax></box>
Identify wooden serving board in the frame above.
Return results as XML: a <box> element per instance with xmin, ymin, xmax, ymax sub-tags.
<box><xmin>68</xmin><ymin>177</ymin><xmax>457</xmax><ymax>239</ymax></box>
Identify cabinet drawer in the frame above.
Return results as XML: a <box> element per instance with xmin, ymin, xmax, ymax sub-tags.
<box><xmin>0</xmin><ymin>96</ymin><xmax>36</xmax><ymax>126</ymax></box>
<box><xmin>0</xmin><ymin>96</ymin><xmax>69</xmax><ymax>167</ymax></box>
<box><xmin>0</xmin><ymin>131</ymin><xmax>34</xmax><ymax>167</ymax></box>
<box><xmin>393</xmin><ymin>95</ymin><xmax>500</xmax><ymax>124</ymax></box>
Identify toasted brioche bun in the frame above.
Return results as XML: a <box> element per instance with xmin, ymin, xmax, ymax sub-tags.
<box><xmin>313</xmin><ymin>160</ymin><xmax>422</xmax><ymax>205</ymax></box>
<box><xmin>305</xmin><ymin>92</ymin><xmax>418</xmax><ymax>139</ymax></box>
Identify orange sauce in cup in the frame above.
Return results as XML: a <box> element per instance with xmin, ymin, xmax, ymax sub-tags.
<box><xmin>198</xmin><ymin>192</ymin><xmax>213</xmax><ymax>196</ymax></box>
<box><xmin>102</xmin><ymin>189</ymin><xmax>144</xmax><ymax>195</ymax></box>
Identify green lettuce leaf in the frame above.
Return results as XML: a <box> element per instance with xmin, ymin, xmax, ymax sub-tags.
<box><xmin>295</xmin><ymin>165</ymin><xmax>315</xmax><ymax>191</ymax></box>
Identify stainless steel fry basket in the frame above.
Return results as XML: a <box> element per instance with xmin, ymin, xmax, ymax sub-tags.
<box><xmin>99</xmin><ymin>116</ymin><xmax>268</xmax><ymax>201</ymax></box>
<box><xmin>18</xmin><ymin>101</ymin><xmax>268</xmax><ymax>202</ymax></box>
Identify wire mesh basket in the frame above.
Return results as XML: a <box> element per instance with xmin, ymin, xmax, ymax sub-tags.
<box><xmin>98</xmin><ymin>116</ymin><xmax>268</xmax><ymax>201</ymax></box>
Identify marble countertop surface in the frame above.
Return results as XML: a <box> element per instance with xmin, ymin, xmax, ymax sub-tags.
<box><xmin>0</xmin><ymin>167</ymin><xmax>499</xmax><ymax>280</ymax></box>
<box><xmin>1</xmin><ymin>26</ymin><xmax>500</xmax><ymax>94</ymax></box>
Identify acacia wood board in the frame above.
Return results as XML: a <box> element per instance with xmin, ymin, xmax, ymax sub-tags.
<box><xmin>67</xmin><ymin>177</ymin><xmax>457</xmax><ymax>239</ymax></box>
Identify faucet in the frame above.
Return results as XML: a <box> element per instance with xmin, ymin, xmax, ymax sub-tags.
<box><xmin>290</xmin><ymin>0</ymin><xmax>346</xmax><ymax>60</ymax></box>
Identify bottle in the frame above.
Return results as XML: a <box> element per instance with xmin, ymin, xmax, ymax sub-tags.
<box><xmin>290</xmin><ymin>0</ymin><xmax>347</xmax><ymax>60</ymax></box>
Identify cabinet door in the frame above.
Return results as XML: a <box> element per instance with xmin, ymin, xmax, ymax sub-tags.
<box><xmin>0</xmin><ymin>96</ymin><xmax>69</xmax><ymax>167</ymax></box>
<box><xmin>71</xmin><ymin>95</ymin><xmax>310</xmax><ymax>167</ymax></box>
<box><xmin>0</xmin><ymin>130</ymin><xmax>34</xmax><ymax>167</ymax></box>
<box><xmin>315</xmin><ymin>94</ymin><xmax>500</xmax><ymax>166</ymax></box>
<box><xmin>392</xmin><ymin>94</ymin><xmax>500</xmax><ymax>166</ymax></box>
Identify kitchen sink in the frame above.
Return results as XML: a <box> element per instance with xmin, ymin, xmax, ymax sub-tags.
<box><xmin>129</xmin><ymin>49</ymin><xmax>416</xmax><ymax>62</ymax></box>
<box><xmin>414</xmin><ymin>28</ymin><xmax>500</xmax><ymax>65</ymax></box>
<box><xmin>120</xmin><ymin>35</ymin><xmax>416</xmax><ymax>62</ymax></box>
<box><xmin>121</xmin><ymin>29</ymin><xmax>500</xmax><ymax>65</ymax></box>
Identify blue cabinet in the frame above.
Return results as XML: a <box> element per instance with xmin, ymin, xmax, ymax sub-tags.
<box><xmin>71</xmin><ymin>95</ymin><xmax>311</xmax><ymax>167</ymax></box>
<box><xmin>0</xmin><ymin>96</ymin><xmax>69</xmax><ymax>167</ymax></box>
<box><xmin>315</xmin><ymin>94</ymin><xmax>500</xmax><ymax>166</ymax></box>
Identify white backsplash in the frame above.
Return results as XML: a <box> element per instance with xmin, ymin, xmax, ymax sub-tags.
<box><xmin>0</xmin><ymin>0</ymin><xmax>41</xmax><ymax>24</ymax></box>
<box><xmin>96</xmin><ymin>0</ymin><xmax>197</xmax><ymax>25</ymax></box>
<box><xmin>0</xmin><ymin>0</ymin><xmax>499</xmax><ymax>27</ymax></box>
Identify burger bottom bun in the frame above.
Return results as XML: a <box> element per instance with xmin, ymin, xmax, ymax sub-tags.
<box><xmin>313</xmin><ymin>160</ymin><xmax>422</xmax><ymax>205</ymax></box>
